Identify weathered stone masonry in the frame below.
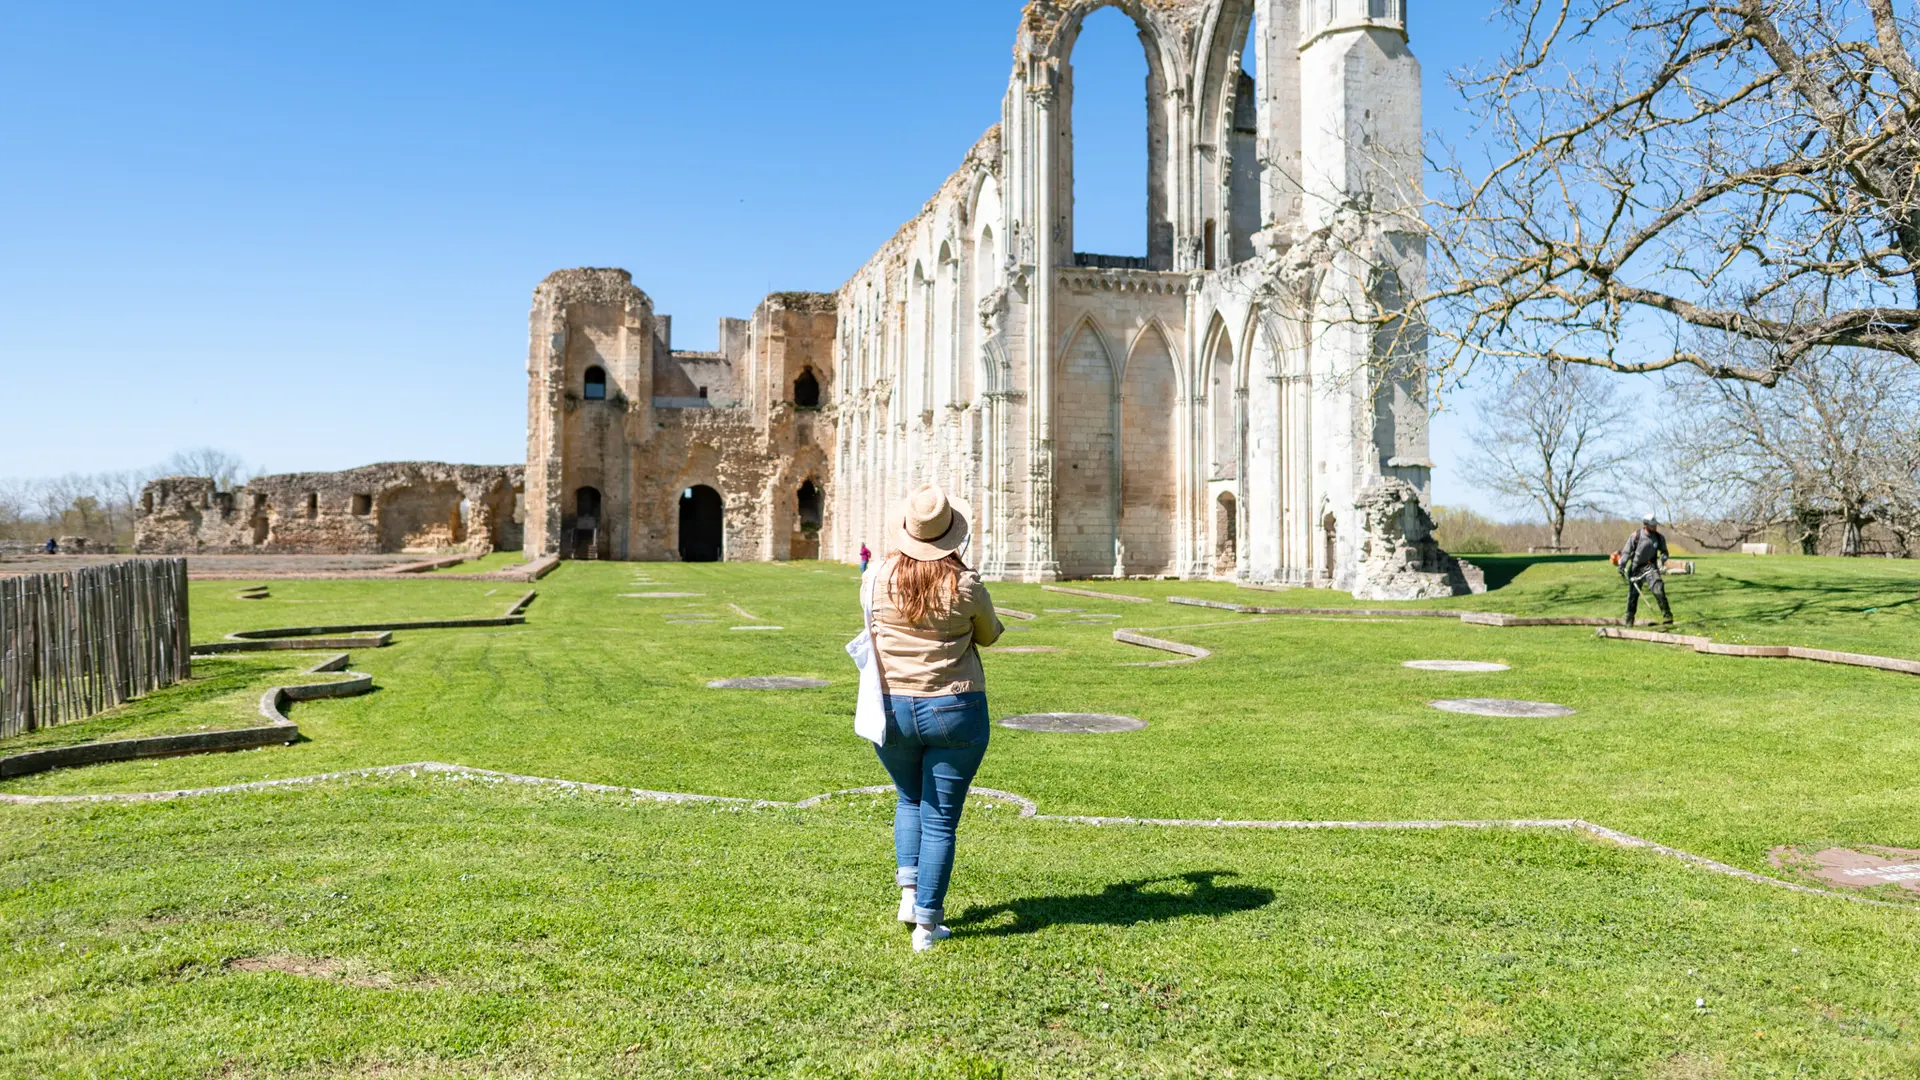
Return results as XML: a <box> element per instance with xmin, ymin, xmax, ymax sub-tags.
<box><xmin>523</xmin><ymin>270</ymin><xmax>836</xmax><ymax>563</ymax></box>
<box><xmin>524</xmin><ymin>0</ymin><xmax>1467</xmax><ymax>595</ymax></box>
<box><xmin>136</xmin><ymin>463</ymin><xmax>523</xmax><ymax>556</ymax></box>
<box><xmin>827</xmin><ymin>0</ymin><xmax>1460</xmax><ymax>592</ymax></box>
<box><xmin>142</xmin><ymin>0</ymin><xmax>1471</xmax><ymax>599</ymax></box>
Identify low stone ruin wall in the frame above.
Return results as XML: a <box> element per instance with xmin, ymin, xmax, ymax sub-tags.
<box><xmin>135</xmin><ymin>462</ymin><xmax>525</xmax><ymax>556</ymax></box>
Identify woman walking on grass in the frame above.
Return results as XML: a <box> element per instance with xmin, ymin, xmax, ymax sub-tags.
<box><xmin>862</xmin><ymin>484</ymin><xmax>1004</xmax><ymax>952</ymax></box>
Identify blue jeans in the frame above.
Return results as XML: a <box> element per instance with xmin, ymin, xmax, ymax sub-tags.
<box><xmin>873</xmin><ymin>691</ymin><xmax>990</xmax><ymax>925</ymax></box>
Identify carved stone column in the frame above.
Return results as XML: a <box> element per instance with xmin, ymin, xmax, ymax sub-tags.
<box><xmin>1025</xmin><ymin>82</ymin><xmax>1061</xmax><ymax>580</ymax></box>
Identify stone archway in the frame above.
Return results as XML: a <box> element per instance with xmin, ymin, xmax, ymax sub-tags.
<box><xmin>793</xmin><ymin>479</ymin><xmax>823</xmax><ymax>560</ymax></box>
<box><xmin>1039</xmin><ymin>0</ymin><xmax>1177</xmax><ymax>271</ymax></box>
<box><xmin>570</xmin><ymin>486</ymin><xmax>602</xmax><ymax>561</ymax></box>
<box><xmin>679</xmin><ymin>486</ymin><xmax>725</xmax><ymax>563</ymax></box>
<box><xmin>1215</xmin><ymin>491</ymin><xmax>1238</xmax><ymax>576</ymax></box>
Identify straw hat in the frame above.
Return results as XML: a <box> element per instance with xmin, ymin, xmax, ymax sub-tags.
<box><xmin>895</xmin><ymin>483</ymin><xmax>971</xmax><ymax>562</ymax></box>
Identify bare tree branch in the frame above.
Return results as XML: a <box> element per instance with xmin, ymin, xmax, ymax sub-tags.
<box><xmin>1400</xmin><ymin>0</ymin><xmax>1920</xmax><ymax>389</ymax></box>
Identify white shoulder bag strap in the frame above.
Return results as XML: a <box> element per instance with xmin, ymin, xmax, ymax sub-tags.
<box><xmin>849</xmin><ymin>560</ymin><xmax>890</xmax><ymax>745</ymax></box>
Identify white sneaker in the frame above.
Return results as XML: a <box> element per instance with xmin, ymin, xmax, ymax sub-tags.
<box><xmin>897</xmin><ymin>887</ymin><xmax>916</xmax><ymax>924</ymax></box>
<box><xmin>911</xmin><ymin>925</ymin><xmax>951</xmax><ymax>952</ymax></box>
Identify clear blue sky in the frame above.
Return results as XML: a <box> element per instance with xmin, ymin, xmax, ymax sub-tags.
<box><xmin>0</xmin><ymin>1</ymin><xmax>1514</xmax><ymax>512</ymax></box>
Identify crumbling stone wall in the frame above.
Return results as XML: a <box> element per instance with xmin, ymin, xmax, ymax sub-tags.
<box><xmin>524</xmin><ymin>271</ymin><xmax>836</xmax><ymax>562</ymax></box>
<box><xmin>135</xmin><ymin>463</ymin><xmax>524</xmax><ymax>556</ymax></box>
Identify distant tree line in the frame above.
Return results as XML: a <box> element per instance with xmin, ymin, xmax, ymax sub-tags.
<box><xmin>1430</xmin><ymin>508</ymin><xmax>1666</xmax><ymax>558</ymax></box>
<box><xmin>1445</xmin><ymin>347</ymin><xmax>1920</xmax><ymax>557</ymax></box>
<box><xmin>0</xmin><ymin>448</ymin><xmax>258</xmax><ymax>551</ymax></box>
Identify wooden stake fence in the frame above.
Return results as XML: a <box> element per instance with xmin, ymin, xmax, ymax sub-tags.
<box><xmin>0</xmin><ymin>558</ymin><xmax>191</xmax><ymax>738</ymax></box>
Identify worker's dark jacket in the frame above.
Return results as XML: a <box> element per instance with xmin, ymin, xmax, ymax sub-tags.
<box><xmin>1620</xmin><ymin>529</ymin><xmax>1669</xmax><ymax>575</ymax></box>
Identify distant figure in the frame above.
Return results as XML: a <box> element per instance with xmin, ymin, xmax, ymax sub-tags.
<box><xmin>859</xmin><ymin>543</ymin><xmax>872</xmax><ymax>574</ymax></box>
<box><xmin>1616</xmin><ymin>514</ymin><xmax>1673</xmax><ymax>626</ymax></box>
<box><xmin>43</xmin><ymin>538</ymin><xmax>57</xmax><ymax>555</ymax></box>
<box><xmin>863</xmin><ymin>485</ymin><xmax>1003</xmax><ymax>952</ymax></box>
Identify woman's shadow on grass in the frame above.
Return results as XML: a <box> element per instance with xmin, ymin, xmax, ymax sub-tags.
<box><xmin>952</xmin><ymin>870</ymin><xmax>1273</xmax><ymax>937</ymax></box>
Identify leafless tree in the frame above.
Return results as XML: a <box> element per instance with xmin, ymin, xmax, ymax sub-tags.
<box><xmin>161</xmin><ymin>446</ymin><xmax>255</xmax><ymax>490</ymax></box>
<box><xmin>1661</xmin><ymin>345</ymin><xmax>1920</xmax><ymax>552</ymax></box>
<box><xmin>0</xmin><ymin>478</ymin><xmax>28</xmax><ymax>540</ymax></box>
<box><xmin>30</xmin><ymin>477</ymin><xmax>71</xmax><ymax>532</ymax></box>
<box><xmin>1463</xmin><ymin>361</ymin><xmax>1639</xmax><ymax>547</ymax></box>
<box><xmin>1417</xmin><ymin>0</ymin><xmax>1920</xmax><ymax>389</ymax></box>
<box><xmin>96</xmin><ymin>469</ymin><xmax>153</xmax><ymax>543</ymax></box>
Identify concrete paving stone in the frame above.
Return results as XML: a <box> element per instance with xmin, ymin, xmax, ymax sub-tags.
<box><xmin>1428</xmin><ymin>698</ymin><xmax>1574</xmax><ymax>718</ymax></box>
<box><xmin>1403</xmin><ymin>660</ymin><xmax>1511</xmax><ymax>673</ymax></box>
<box><xmin>999</xmin><ymin>713</ymin><xmax>1147</xmax><ymax>734</ymax></box>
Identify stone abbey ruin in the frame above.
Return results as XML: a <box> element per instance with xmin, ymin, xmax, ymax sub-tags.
<box><xmin>137</xmin><ymin>463</ymin><xmax>524</xmax><ymax>557</ymax></box>
<box><xmin>138</xmin><ymin>0</ymin><xmax>1474</xmax><ymax>596</ymax></box>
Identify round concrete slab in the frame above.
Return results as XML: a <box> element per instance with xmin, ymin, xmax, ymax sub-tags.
<box><xmin>1429</xmin><ymin>698</ymin><xmax>1574</xmax><ymax>718</ymax></box>
<box><xmin>1404</xmin><ymin>660</ymin><xmax>1512</xmax><ymax>673</ymax></box>
<box><xmin>999</xmin><ymin>712</ymin><xmax>1147</xmax><ymax>734</ymax></box>
<box><xmin>989</xmin><ymin>646</ymin><xmax>1061</xmax><ymax>654</ymax></box>
<box><xmin>706</xmin><ymin>677</ymin><xmax>831</xmax><ymax>691</ymax></box>
<box><xmin>1044</xmin><ymin>608</ymin><xmax>1084</xmax><ymax>614</ymax></box>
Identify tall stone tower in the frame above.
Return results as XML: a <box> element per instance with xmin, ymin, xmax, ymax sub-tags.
<box><xmin>525</xmin><ymin>270</ymin><xmax>838</xmax><ymax>563</ymax></box>
<box><xmin>525</xmin><ymin>269</ymin><xmax>657</xmax><ymax>562</ymax></box>
<box><xmin>1291</xmin><ymin>0</ymin><xmax>1434</xmax><ymax>588</ymax></box>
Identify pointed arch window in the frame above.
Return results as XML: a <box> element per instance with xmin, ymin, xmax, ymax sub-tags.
<box><xmin>1068</xmin><ymin>6</ymin><xmax>1153</xmax><ymax>265</ymax></box>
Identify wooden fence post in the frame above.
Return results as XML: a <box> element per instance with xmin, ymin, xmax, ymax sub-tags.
<box><xmin>0</xmin><ymin>557</ymin><xmax>191</xmax><ymax>738</ymax></box>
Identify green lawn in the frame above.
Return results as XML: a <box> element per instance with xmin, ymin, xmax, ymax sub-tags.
<box><xmin>4</xmin><ymin>555</ymin><xmax>1920</xmax><ymax>1076</ymax></box>
<box><xmin>430</xmin><ymin>552</ymin><xmax>533</xmax><ymax>575</ymax></box>
<box><xmin>0</xmin><ymin>653</ymin><xmax>346</xmax><ymax>751</ymax></box>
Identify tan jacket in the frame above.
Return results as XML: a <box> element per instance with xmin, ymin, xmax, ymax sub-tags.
<box><xmin>866</xmin><ymin>558</ymin><xmax>1004</xmax><ymax>697</ymax></box>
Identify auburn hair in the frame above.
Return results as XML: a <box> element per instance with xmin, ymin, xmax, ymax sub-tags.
<box><xmin>888</xmin><ymin>553</ymin><xmax>966</xmax><ymax>624</ymax></box>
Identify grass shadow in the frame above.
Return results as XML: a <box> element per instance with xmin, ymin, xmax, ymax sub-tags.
<box><xmin>951</xmin><ymin>870</ymin><xmax>1274</xmax><ymax>937</ymax></box>
<box><xmin>1470</xmin><ymin>554</ymin><xmax>1610</xmax><ymax>593</ymax></box>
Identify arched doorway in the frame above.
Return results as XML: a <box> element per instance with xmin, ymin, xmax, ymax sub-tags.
<box><xmin>571</xmin><ymin>486</ymin><xmax>601</xmax><ymax>561</ymax></box>
<box><xmin>794</xmin><ymin>479</ymin><xmax>823</xmax><ymax>560</ymax></box>
<box><xmin>679</xmin><ymin>486</ymin><xmax>724</xmax><ymax>563</ymax></box>
<box><xmin>1215</xmin><ymin>492</ymin><xmax>1238</xmax><ymax>576</ymax></box>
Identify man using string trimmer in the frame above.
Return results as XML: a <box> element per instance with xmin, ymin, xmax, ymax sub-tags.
<box><xmin>1613</xmin><ymin>514</ymin><xmax>1674</xmax><ymax>626</ymax></box>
